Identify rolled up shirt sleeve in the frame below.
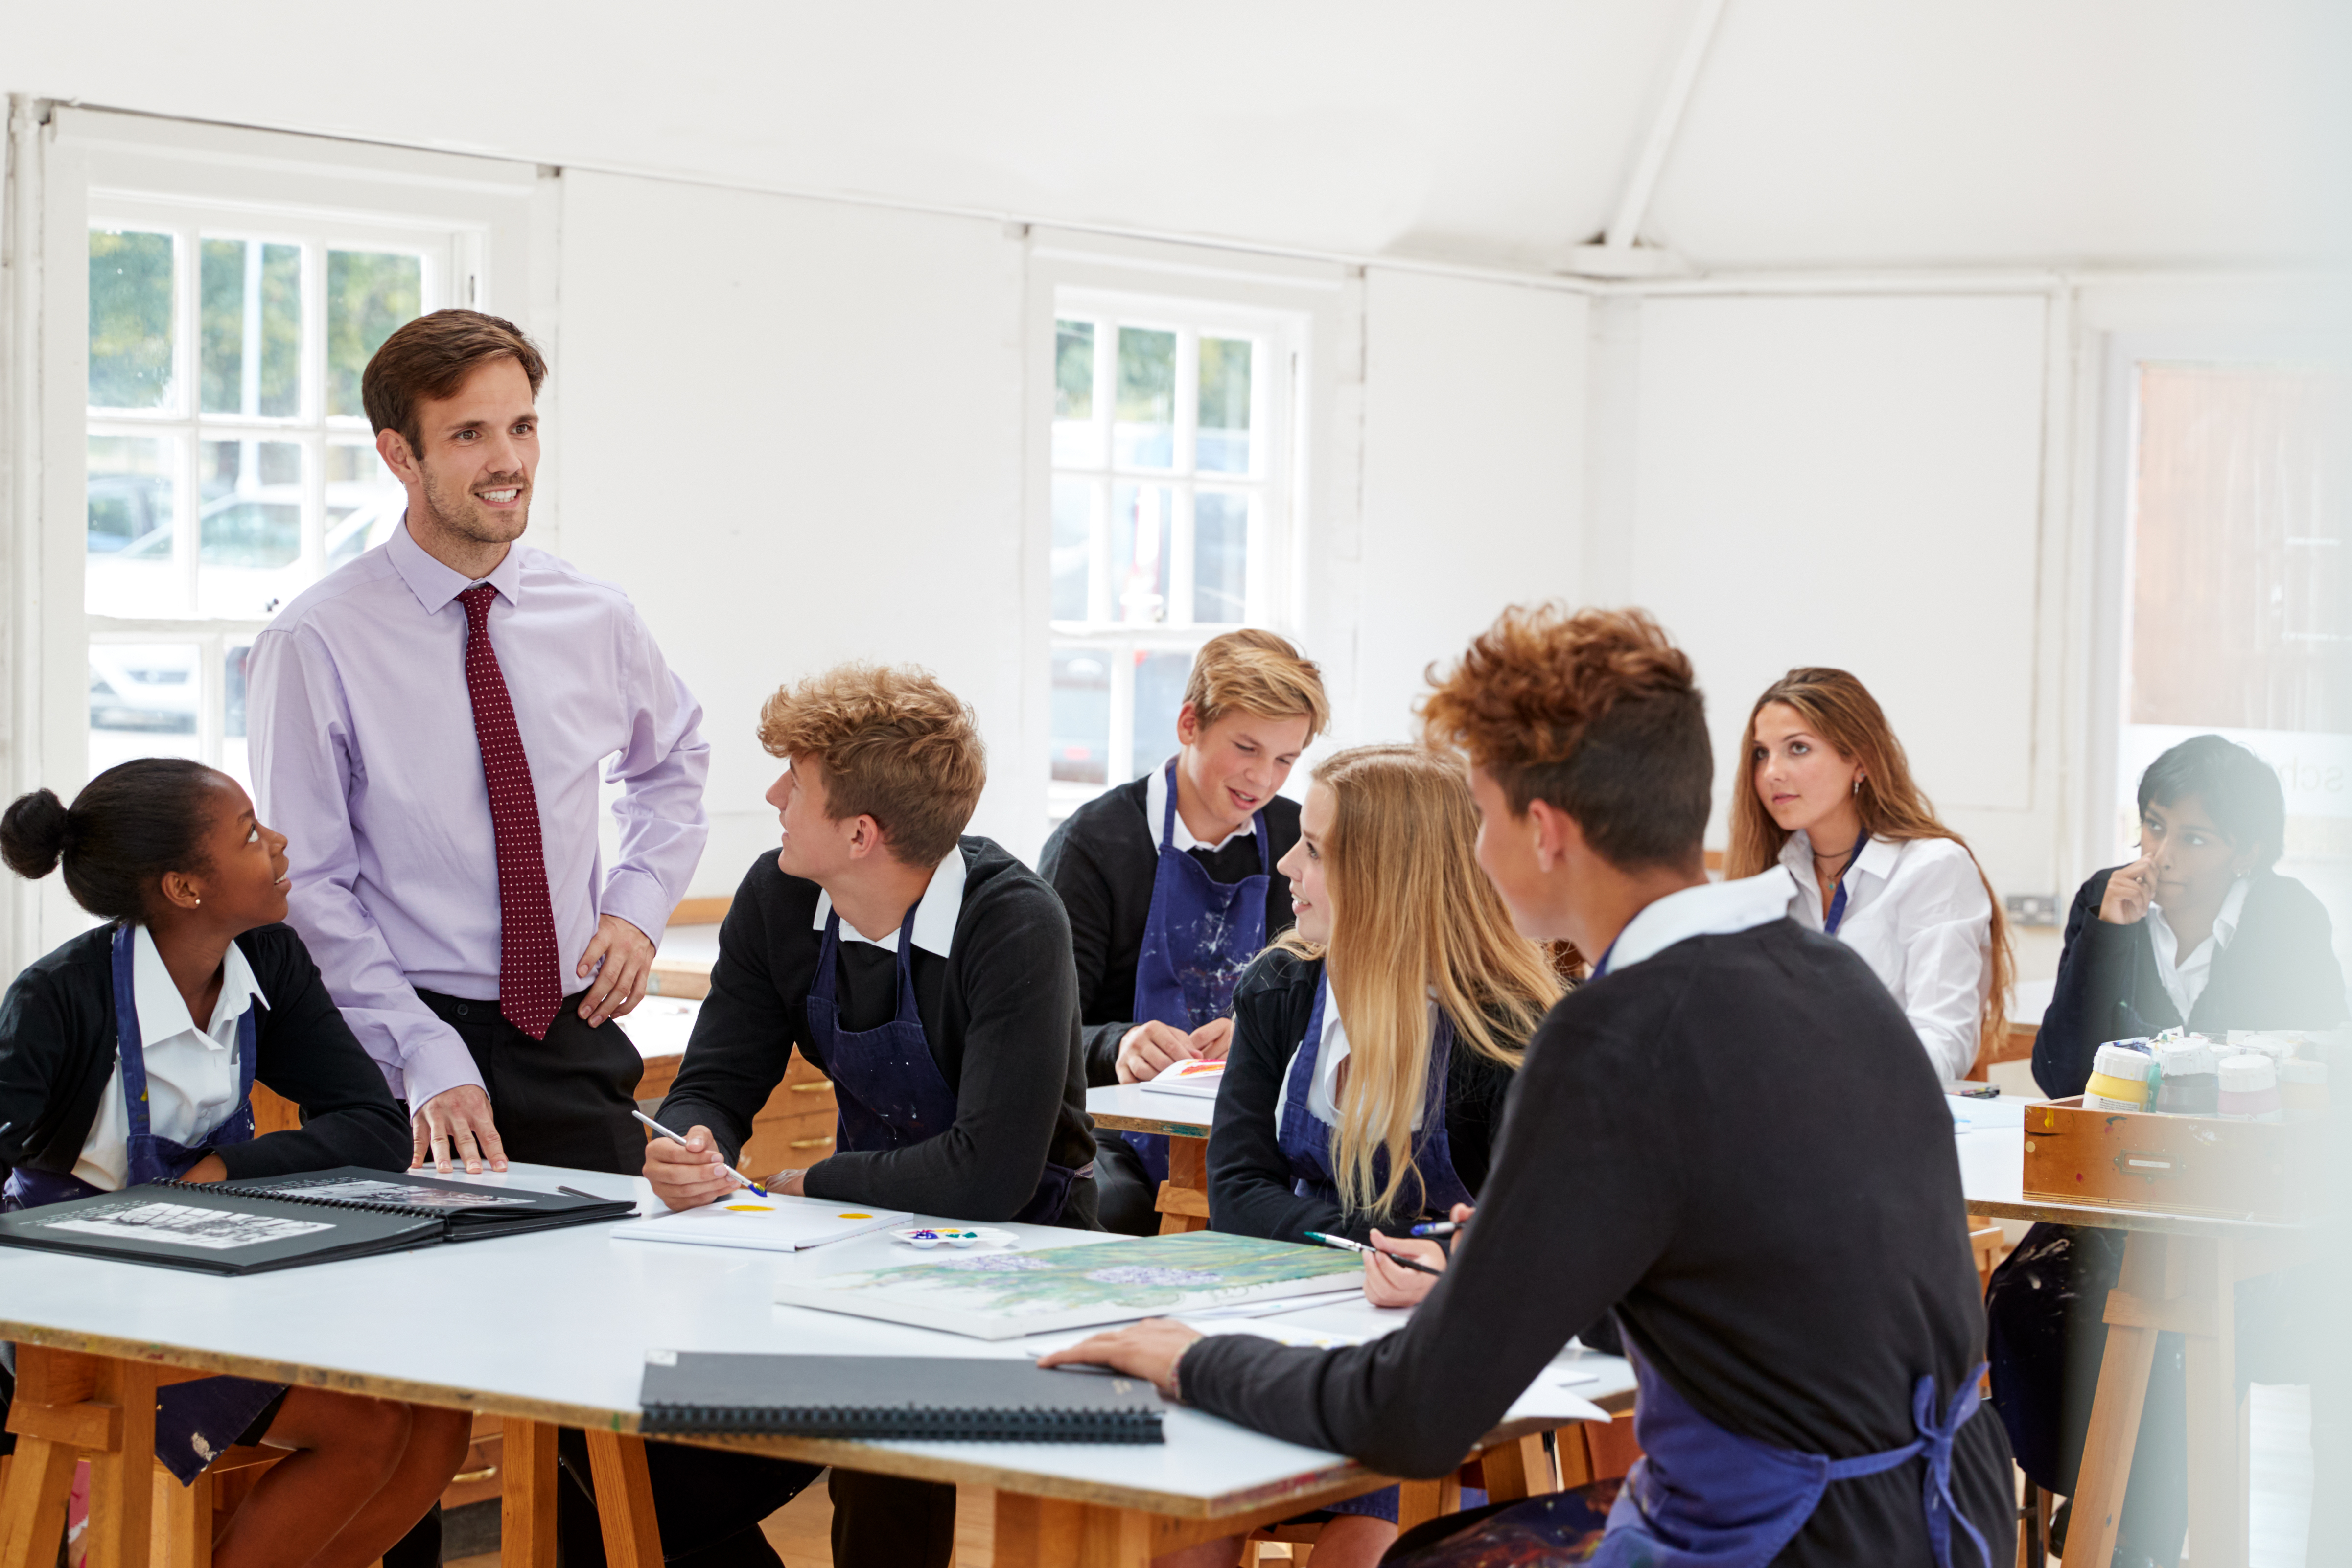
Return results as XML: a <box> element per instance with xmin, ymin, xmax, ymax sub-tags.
<box><xmin>598</xmin><ymin>607</ymin><xmax>710</xmax><ymax>948</ymax></box>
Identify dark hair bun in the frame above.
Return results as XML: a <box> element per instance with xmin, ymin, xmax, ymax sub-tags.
<box><xmin>1</xmin><ymin>788</ymin><xmax>73</xmax><ymax>879</ymax></box>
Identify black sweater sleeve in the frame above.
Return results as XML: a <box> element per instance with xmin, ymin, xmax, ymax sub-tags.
<box><xmin>1207</xmin><ymin>950</ymin><xmax>1337</xmax><ymax>1243</ymax></box>
<box><xmin>2035</xmin><ymin>870</ymin><xmax>2145</xmax><ymax>1097</ymax></box>
<box><xmin>225</xmin><ymin>926</ymin><xmax>409</xmax><ymax>1178</ymax></box>
<box><xmin>658</xmin><ymin>865</ymin><xmax>799</xmax><ymax>1167</ymax></box>
<box><xmin>1038</xmin><ymin>821</ymin><xmax>1136</xmax><ymax>1085</ymax></box>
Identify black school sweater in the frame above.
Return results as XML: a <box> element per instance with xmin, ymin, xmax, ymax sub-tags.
<box><xmin>658</xmin><ymin>839</ymin><xmax>1096</xmax><ymax>1223</ymax></box>
<box><xmin>1208</xmin><ymin>946</ymin><xmax>1516</xmax><ymax>1244</ymax></box>
<box><xmin>1179</xmin><ymin>918</ymin><xmax>2015</xmax><ymax>1566</ymax></box>
<box><xmin>2035</xmin><ymin>866</ymin><xmax>2347</xmax><ymax>1098</ymax></box>
<box><xmin>1038</xmin><ymin>774</ymin><xmax>1299</xmax><ymax>1085</ymax></box>
<box><xmin>0</xmin><ymin>922</ymin><xmax>408</xmax><ymax>1182</ymax></box>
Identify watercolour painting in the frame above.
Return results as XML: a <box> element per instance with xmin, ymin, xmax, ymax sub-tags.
<box><xmin>771</xmin><ymin>1230</ymin><xmax>1364</xmax><ymax>1339</ymax></box>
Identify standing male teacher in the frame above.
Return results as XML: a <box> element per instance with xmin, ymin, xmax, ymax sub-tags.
<box><xmin>248</xmin><ymin>310</ymin><xmax>819</xmax><ymax>1568</ymax></box>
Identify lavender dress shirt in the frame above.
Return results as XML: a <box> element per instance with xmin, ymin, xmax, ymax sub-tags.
<box><xmin>246</xmin><ymin>521</ymin><xmax>709</xmax><ymax>1111</ymax></box>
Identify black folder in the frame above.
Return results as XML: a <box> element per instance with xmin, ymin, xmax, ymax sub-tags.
<box><xmin>216</xmin><ymin>1167</ymin><xmax>638</xmax><ymax>1240</ymax></box>
<box><xmin>637</xmin><ymin>1351</ymin><xmax>1166</xmax><ymax>1443</ymax></box>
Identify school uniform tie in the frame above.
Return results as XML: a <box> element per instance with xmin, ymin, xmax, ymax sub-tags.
<box><xmin>459</xmin><ymin>583</ymin><xmax>562</xmax><ymax>1041</ymax></box>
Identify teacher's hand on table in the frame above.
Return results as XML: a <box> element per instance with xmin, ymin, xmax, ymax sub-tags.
<box><xmin>1039</xmin><ymin>1318</ymin><xmax>1205</xmax><ymax>1401</ymax></box>
<box><xmin>577</xmin><ymin>914</ymin><xmax>655</xmax><ymax>1027</ymax></box>
<box><xmin>1117</xmin><ymin>1020</ymin><xmax>1197</xmax><ymax>1083</ymax></box>
<box><xmin>1363</xmin><ymin>1227</ymin><xmax>1447</xmax><ymax>1307</ymax></box>
<box><xmin>1188</xmin><ymin>1017</ymin><xmax>1234</xmax><ymax>1061</ymax></box>
<box><xmin>643</xmin><ymin>1124</ymin><xmax>741</xmax><ymax>1211</ymax></box>
<box><xmin>412</xmin><ymin>1084</ymin><xmax>508</xmax><ymax>1175</ymax></box>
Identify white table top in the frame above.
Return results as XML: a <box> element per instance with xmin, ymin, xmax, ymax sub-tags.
<box><xmin>0</xmin><ymin>1163</ymin><xmax>1630</xmax><ymax>1516</ymax></box>
<box><xmin>1086</xmin><ymin>1082</ymin><xmax>1218</xmax><ymax>1138</ymax></box>
<box><xmin>624</xmin><ymin>997</ymin><xmax>702</xmax><ymax>1061</ymax></box>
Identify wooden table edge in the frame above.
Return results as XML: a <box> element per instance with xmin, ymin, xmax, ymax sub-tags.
<box><xmin>1962</xmin><ymin>1199</ymin><xmax>2325</xmax><ymax>1236</ymax></box>
<box><xmin>1087</xmin><ymin>1112</ymin><xmax>1212</xmax><ymax>1138</ymax></box>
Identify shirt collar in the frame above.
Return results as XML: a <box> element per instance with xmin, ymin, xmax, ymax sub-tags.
<box><xmin>386</xmin><ymin>515</ymin><xmax>526</xmax><ymax>616</ymax></box>
<box><xmin>1779</xmin><ymin>828</ymin><xmax>1895</xmax><ymax>881</ymax></box>
<box><xmin>130</xmin><ymin>924</ymin><xmax>266</xmax><ymax>1052</ymax></box>
<box><xmin>1143</xmin><ymin>759</ymin><xmax>1251</xmax><ymax>853</ymax></box>
<box><xmin>1602</xmin><ymin>870</ymin><xmax>1795</xmax><ymax>976</ymax></box>
<box><xmin>812</xmin><ymin>845</ymin><xmax>969</xmax><ymax>957</ymax></box>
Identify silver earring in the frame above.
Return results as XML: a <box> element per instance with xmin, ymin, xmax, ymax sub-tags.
<box><xmin>1852</xmin><ymin>779</ymin><xmax>1861</xmax><ymax>796</ymax></box>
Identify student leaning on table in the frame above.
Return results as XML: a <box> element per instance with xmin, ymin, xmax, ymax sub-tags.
<box><xmin>1040</xmin><ymin>628</ymin><xmax>1327</xmax><ymax>1234</ymax></box>
<box><xmin>1725</xmin><ymin>667</ymin><xmax>2012</xmax><ymax>1083</ymax></box>
<box><xmin>1985</xmin><ymin>733</ymin><xmax>2346</xmax><ymax>1567</ymax></box>
<box><xmin>646</xmin><ymin>662</ymin><xmax>1097</xmax><ymax>1568</ymax></box>
<box><xmin>1203</xmin><ymin>742</ymin><xmax>1560</xmax><ymax>1568</ymax></box>
<box><xmin>1048</xmin><ymin>605</ymin><xmax>2014</xmax><ymax>1568</ymax></box>
<box><xmin>0</xmin><ymin>761</ymin><xmax>468</xmax><ymax>1568</ymax></box>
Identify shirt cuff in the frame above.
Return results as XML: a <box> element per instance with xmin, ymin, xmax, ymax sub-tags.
<box><xmin>398</xmin><ymin>1027</ymin><xmax>488</xmax><ymax>1114</ymax></box>
<box><xmin>600</xmin><ymin>872</ymin><xmax>674</xmax><ymax>952</ymax></box>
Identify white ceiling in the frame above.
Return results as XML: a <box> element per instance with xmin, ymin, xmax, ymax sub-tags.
<box><xmin>6</xmin><ymin>0</ymin><xmax>2346</xmax><ymax>272</ymax></box>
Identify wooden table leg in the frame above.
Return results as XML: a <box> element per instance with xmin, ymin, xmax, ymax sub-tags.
<box><xmin>2181</xmin><ymin>1237</ymin><xmax>2245</xmax><ymax>1568</ymax></box>
<box><xmin>1156</xmin><ymin>1134</ymin><xmax>1211</xmax><ymax>1235</ymax></box>
<box><xmin>1476</xmin><ymin>1433</ymin><xmax>1557</xmax><ymax>1502</ymax></box>
<box><xmin>2061</xmin><ymin>1232</ymin><xmax>2163</xmax><ymax>1568</ymax></box>
<box><xmin>0</xmin><ymin>1434</ymin><xmax>77</xmax><ymax>1568</ymax></box>
<box><xmin>993</xmin><ymin>1493</ymin><xmax>1152</xmax><ymax>1568</ymax></box>
<box><xmin>583</xmin><ymin>1432</ymin><xmax>661</xmax><ymax>1568</ymax></box>
<box><xmin>82</xmin><ymin>1357</ymin><xmax>159</xmax><ymax>1568</ymax></box>
<box><xmin>1396</xmin><ymin>1475</ymin><xmax>1461</xmax><ymax>1533</ymax></box>
<box><xmin>500</xmin><ymin>1420</ymin><xmax>559</xmax><ymax>1568</ymax></box>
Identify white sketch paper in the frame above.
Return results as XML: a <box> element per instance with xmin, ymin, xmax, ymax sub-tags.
<box><xmin>46</xmin><ymin>1202</ymin><xmax>334</xmax><ymax>1251</ymax></box>
<box><xmin>285</xmin><ymin>1179</ymin><xmax>528</xmax><ymax>1208</ymax></box>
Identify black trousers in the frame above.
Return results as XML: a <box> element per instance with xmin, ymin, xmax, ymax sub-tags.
<box><xmin>1092</xmin><ymin>1136</ymin><xmax>1161</xmax><ymax>1237</ymax></box>
<box><xmin>414</xmin><ymin>988</ymin><xmax>647</xmax><ymax>1175</ymax></box>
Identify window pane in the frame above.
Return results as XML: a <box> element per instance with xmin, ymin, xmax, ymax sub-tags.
<box><xmin>327</xmin><ymin>251</ymin><xmax>422</xmax><ymax>417</ymax></box>
<box><xmin>86</xmin><ymin>435</ymin><xmax>181</xmax><ymax>618</ymax></box>
<box><xmin>1054</xmin><ymin>319</ymin><xmax>1100</xmax><ymax>467</ymax></box>
<box><xmin>1051</xmin><ymin>478</ymin><xmax>1095</xmax><ymax>621</ymax></box>
<box><xmin>200</xmin><ymin>240</ymin><xmax>303</xmax><ymax>417</ymax></box>
<box><xmin>1131</xmin><ymin>650</ymin><xmax>1192</xmax><ymax>782</ymax></box>
<box><xmin>1111</xmin><ymin>483</ymin><xmax>1173</xmax><ymax>624</ymax></box>
<box><xmin>326</xmin><ymin>442</ymin><xmax>407</xmax><ymax>566</ymax></box>
<box><xmin>1194</xmin><ymin>491</ymin><xmax>1251</xmax><ymax>624</ymax></box>
<box><xmin>1050</xmin><ymin>648</ymin><xmax>1111</xmax><ymax>785</ymax></box>
<box><xmin>89</xmin><ymin>230</ymin><xmax>176</xmax><ymax>411</ymax></box>
<box><xmin>222</xmin><ymin>643</ymin><xmax>254</xmax><ymax>791</ymax></box>
<box><xmin>90</xmin><ymin>644</ymin><xmax>203</xmax><ymax>780</ymax></box>
<box><xmin>1114</xmin><ymin>327</ymin><xmax>1176</xmax><ymax>468</ymax></box>
<box><xmin>199</xmin><ymin>439</ymin><xmax>303</xmax><ymax>618</ymax></box>
<box><xmin>1197</xmin><ymin>337</ymin><xmax>1253</xmax><ymax>474</ymax></box>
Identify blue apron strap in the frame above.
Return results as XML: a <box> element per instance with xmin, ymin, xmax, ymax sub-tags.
<box><xmin>110</xmin><ymin>923</ymin><xmax>155</xmax><ymax>1145</ymax></box>
<box><xmin>889</xmin><ymin>899</ymin><xmax>924</xmax><ymax>1024</ymax></box>
<box><xmin>1822</xmin><ymin>828</ymin><xmax>1870</xmax><ymax>936</ymax></box>
<box><xmin>1817</xmin><ymin>1367</ymin><xmax>1991</xmax><ymax>1568</ymax></box>
<box><xmin>1161</xmin><ymin>759</ymin><xmax>1182</xmax><ymax>848</ymax></box>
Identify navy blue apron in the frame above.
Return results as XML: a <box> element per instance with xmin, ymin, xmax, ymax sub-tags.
<box><xmin>1</xmin><ymin>925</ymin><xmax>287</xmax><ymax>1485</ymax></box>
<box><xmin>1822</xmin><ymin>828</ymin><xmax>1871</xmax><ymax>936</ymax></box>
<box><xmin>811</xmin><ymin>904</ymin><xmax>1082</xmax><ymax>1225</ymax></box>
<box><xmin>1126</xmin><ymin>760</ymin><xmax>1272</xmax><ymax>1182</ymax></box>
<box><xmin>1275</xmin><ymin>970</ymin><xmax>1475</xmax><ymax>1222</ymax></box>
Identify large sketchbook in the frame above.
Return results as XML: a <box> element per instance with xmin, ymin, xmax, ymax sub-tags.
<box><xmin>218</xmin><ymin>1168</ymin><xmax>638</xmax><ymax>1241</ymax></box>
<box><xmin>638</xmin><ymin>1351</ymin><xmax>1165</xmax><ymax>1443</ymax></box>
<box><xmin>771</xmin><ymin>1230</ymin><xmax>1363</xmax><ymax>1340</ymax></box>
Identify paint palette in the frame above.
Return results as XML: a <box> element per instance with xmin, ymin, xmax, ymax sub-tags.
<box><xmin>889</xmin><ymin>1226</ymin><xmax>1018</xmax><ymax>1250</ymax></box>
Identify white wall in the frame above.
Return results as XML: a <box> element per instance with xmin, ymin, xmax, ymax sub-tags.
<box><xmin>553</xmin><ymin>172</ymin><xmax>1028</xmax><ymax>897</ymax></box>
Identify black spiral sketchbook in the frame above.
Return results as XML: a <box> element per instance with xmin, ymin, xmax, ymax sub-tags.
<box><xmin>216</xmin><ymin>1167</ymin><xmax>638</xmax><ymax>1241</ymax></box>
<box><xmin>637</xmin><ymin>1351</ymin><xmax>1166</xmax><ymax>1444</ymax></box>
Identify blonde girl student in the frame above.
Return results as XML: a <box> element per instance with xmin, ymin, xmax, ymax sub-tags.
<box><xmin>1728</xmin><ymin>668</ymin><xmax>2014</xmax><ymax>1081</ymax></box>
<box><xmin>0</xmin><ymin>761</ymin><xmax>469</xmax><ymax>1568</ymax></box>
<box><xmin>1203</xmin><ymin>743</ymin><xmax>1562</xmax><ymax>1568</ymax></box>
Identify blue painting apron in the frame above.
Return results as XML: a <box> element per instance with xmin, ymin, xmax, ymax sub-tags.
<box><xmin>811</xmin><ymin>906</ymin><xmax>1083</xmax><ymax>1225</ymax></box>
<box><xmin>1</xmin><ymin>925</ymin><xmax>288</xmax><ymax>1485</ymax></box>
<box><xmin>1126</xmin><ymin>760</ymin><xmax>1272</xmax><ymax>1182</ymax></box>
<box><xmin>1276</xmin><ymin>971</ymin><xmax>1475</xmax><ymax>1222</ymax></box>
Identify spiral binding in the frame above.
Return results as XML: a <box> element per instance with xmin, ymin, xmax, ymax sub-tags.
<box><xmin>639</xmin><ymin>1402</ymin><xmax>1164</xmax><ymax>1444</ymax></box>
<box><xmin>149</xmin><ymin>1177</ymin><xmax>424</xmax><ymax>1218</ymax></box>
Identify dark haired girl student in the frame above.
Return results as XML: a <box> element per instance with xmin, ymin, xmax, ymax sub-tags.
<box><xmin>1206</xmin><ymin>745</ymin><xmax>1561</xmax><ymax>1568</ymax></box>
<box><xmin>1987</xmin><ymin>734</ymin><xmax>2345</xmax><ymax>1565</ymax></box>
<box><xmin>0</xmin><ymin>761</ymin><xmax>469</xmax><ymax>1568</ymax></box>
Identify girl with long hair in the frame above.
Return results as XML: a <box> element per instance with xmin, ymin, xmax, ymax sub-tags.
<box><xmin>1727</xmin><ymin>668</ymin><xmax>2013</xmax><ymax>1080</ymax></box>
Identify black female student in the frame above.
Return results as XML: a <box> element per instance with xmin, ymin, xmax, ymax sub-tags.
<box><xmin>1205</xmin><ymin>743</ymin><xmax>1560</xmax><ymax>1568</ymax></box>
<box><xmin>0</xmin><ymin>759</ymin><xmax>470</xmax><ymax>1568</ymax></box>
<box><xmin>1988</xmin><ymin>733</ymin><xmax>2345</xmax><ymax>1565</ymax></box>
<box><xmin>1041</xmin><ymin>629</ymin><xmax>1327</xmax><ymax>1234</ymax></box>
<box><xmin>1048</xmin><ymin>605</ymin><xmax>2013</xmax><ymax>1568</ymax></box>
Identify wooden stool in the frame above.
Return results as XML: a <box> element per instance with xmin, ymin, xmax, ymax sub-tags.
<box><xmin>1241</xmin><ymin>1429</ymin><xmax>1563</xmax><ymax>1565</ymax></box>
<box><xmin>1155</xmin><ymin>1136</ymin><xmax>1211</xmax><ymax>1235</ymax></box>
<box><xmin>153</xmin><ymin>1445</ymin><xmax>284</xmax><ymax>1568</ymax></box>
<box><xmin>1</xmin><ymin>1345</ymin><xmax>177</xmax><ymax>1568</ymax></box>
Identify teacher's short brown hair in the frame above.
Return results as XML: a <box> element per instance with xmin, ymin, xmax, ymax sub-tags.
<box><xmin>760</xmin><ymin>664</ymin><xmax>987</xmax><ymax>866</ymax></box>
<box><xmin>361</xmin><ymin>309</ymin><xmax>548</xmax><ymax>461</ymax></box>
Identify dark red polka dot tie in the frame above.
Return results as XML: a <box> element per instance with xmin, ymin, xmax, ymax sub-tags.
<box><xmin>459</xmin><ymin>584</ymin><xmax>562</xmax><ymax>1040</ymax></box>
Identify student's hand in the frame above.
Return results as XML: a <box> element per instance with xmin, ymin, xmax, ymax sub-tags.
<box><xmin>2100</xmin><ymin>858</ymin><xmax>2157</xmax><ymax>926</ymax></box>
<box><xmin>1039</xmin><ymin>1317</ymin><xmax>1204</xmax><ymax>1400</ymax></box>
<box><xmin>1362</xmin><ymin>1228</ymin><xmax>1446</xmax><ymax>1307</ymax></box>
<box><xmin>180</xmin><ymin>1154</ymin><xmax>230</xmax><ymax>1184</ymax></box>
<box><xmin>1188</xmin><ymin>1017</ymin><xmax>1234</xmax><ymax>1061</ymax></box>
<box><xmin>577</xmin><ymin>915</ymin><xmax>655</xmax><ymax>1027</ymax></box>
<box><xmin>1117</xmin><ymin>1021</ymin><xmax>1197</xmax><ymax>1083</ymax></box>
<box><xmin>412</xmin><ymin>1084</ymin><xmax>508</xmax><ymax>1174</ymax></box>
<box><xmin>644</xmin><ymin>1125</ymin><xmax>739</xmax><ymax>1211</ymax></box>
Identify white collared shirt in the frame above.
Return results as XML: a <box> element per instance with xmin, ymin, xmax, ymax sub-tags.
<box><xmin>2147</xmin><ymin>874</ymin><xmax>2249</xmax><ymax>1022</ymax></box>
<box><xmin>1271</xmin><ymin>977</ymin><xmax>1434</xmax><ymax>1132</ymax></box>
<box><xmin>1777</xmin><ymin>831</ymin><xmax>1993</xmax><ymax>1081</ymax></box>
<box><xmin>1604</xmin><ymin>872</ymin><xmax>1796</xmax><ymax>974</ymax></box>
<box><xmin>811</xmin><ymin>846</ymin><xmax>969</xmax><ymax>957</ymax></box>
<box><xmin>1143</xmin><ymin>758</ymin><xmax>1252</xmax><ymax>853</ymax></box>
<box><xmin>73</xmin><ymin>926</ymin><xmax>267</xmax><ymax>1192</ymax></box>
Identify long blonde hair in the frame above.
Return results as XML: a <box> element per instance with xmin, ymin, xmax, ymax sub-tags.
<box><xmin>1725</xmin><ymin>669</ymin><xmax>2014</xmax><ymax>1062</ymax></box>
<box><xmin>1275</xmin><ymin>744</ymin><xmax>1563</xmax><ymax>1220</ymax></box>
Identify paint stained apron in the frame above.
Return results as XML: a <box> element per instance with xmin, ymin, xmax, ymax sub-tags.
<box><xmin>1276</xmin><ymin>970</ymin><xmax>1476</xmax><ymax>1223</ymax></box>
<box><xmin>1</xmin><ymin>924</ymin><xmax>288</xmax><ymax>1485</ymax></box>
<box><xmin>1127</xmin><ymin>760</ymin><xmax>1272</xmax><ymax>1182</ymax></box>
<box><xmin>811</xmin><ymin>907</ymin><xmax>1082</xmax><ymax>1225</ymax></box>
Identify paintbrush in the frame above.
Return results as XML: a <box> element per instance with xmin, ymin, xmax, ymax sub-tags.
<box><xmin>1303</xmin><ymin>1230</ymin><xmax>1445</xmax><ymax>1278</ymax></box>
<box><xmin>632</xmin><ymin>1110</ymin><xmax>772</xmax><ymax>1197</ymax></box>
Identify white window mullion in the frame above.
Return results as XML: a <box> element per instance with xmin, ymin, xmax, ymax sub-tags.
<box><xmin>1174</xmin><ymin>327</ymin><xmax>1199</xmax><ymax>476</ymax></box>
<box><xmin>1108</xmin><ymin>644</ymin><xmax>1137</xmax><ymax>787</ymax></box>
<box><xmin>1168</xmin><ymin>486</ymin><xmax>1197</xmax><ymax>626</ymax></box>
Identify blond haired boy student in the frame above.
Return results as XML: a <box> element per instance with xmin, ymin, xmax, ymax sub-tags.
<box><xmin>647</xmin><ymin>662</ymin><xmax>1095</xmax><ymax>1568</ymax></box>
<box><xmin>1039</xmin><ymin>629</ymin><xmax>1328</xmax><ymax>1233</ymax></box>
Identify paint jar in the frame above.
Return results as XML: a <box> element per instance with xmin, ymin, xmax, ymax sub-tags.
<box><xmin>2217</xmin><ymin>1054</ymin><xmax>2282</xmax><ymax>1122</ymax></box>
<box><xmin>2151</xmin><ymin>1038</ymin><xmax>2219</xmax><ymax>1116</ymax></box>
<box><xmin>2280</xmin><ymin>1058</ymin><xmax>2329</xmax><ymax>1120</ymax></box>
<box><xmin>2083</xmin><ymin>1040</ymin><xmax>2154</xmax><ymax>1113</ymax></box>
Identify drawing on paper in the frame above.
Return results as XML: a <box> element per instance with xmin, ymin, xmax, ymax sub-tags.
<box><xmin>279</xmin><ymin>1178</ymin><xmax>529</xmax><ymax>1208</ymax></box>
<box><xmin>772</xmin><ymin>1230</ymin><xmax>1363</xmax><ymax>1340</ymax></box>
<box><xmin>45</xmin><ymin>1202</ymin><xmax>334</xmax><ymax>1251</ymax></box>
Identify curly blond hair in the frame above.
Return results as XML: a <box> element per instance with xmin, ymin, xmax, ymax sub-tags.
<box><xmin>1183</xmin><ymin>629</ymin><xmax>1330</xmax><ymax>738</ymax></box>
<box><xmin>758</xmin><ymin>664</ymin><xmax>985</xmax><ymax>866</ymax></box>
<box><xmin>1419</xmin><ymin>604</ymin><xmax>1709</xmax><ymax>871</ymax></box>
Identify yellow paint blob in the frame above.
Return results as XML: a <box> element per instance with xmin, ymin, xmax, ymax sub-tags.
<box><xmin>724</xmin><ymin>1204</ymin><xmax>773</xmax><ymax>1213</ymax></box>
<box><xmin>838</xmin><ymin>1212</ymin><xmax>874</xmax><ymax>1219</ymax></box>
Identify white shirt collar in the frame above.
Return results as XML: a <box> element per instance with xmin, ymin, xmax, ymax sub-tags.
<box><xmin>1143</xmin><ymin>759</ymin><xmax>1251</xmax><ymax>854</ymax></box>
<box><xmin>811</xmin><ymin>845</ymin><xmax>969</xmax><ymax>957</ymax></box>
<box><xmin>1777</xmin><ymin>830</ymin><xmax>1899</xmax><ymax>919</ymax></box>
<box><xmin>130</xmin><ymin>924</ymin><xmax>267</xmax><ymax>1052</ymax></box>
<box><xmin>1601</xmin><ymin>871</ymin><xmax>1796</xmax><ymax>975</ymax></box>
<box><xmin>2147</xmin><ymin>875</ymin><xmax>2251</xmax><ymax>1017</ymax></box>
